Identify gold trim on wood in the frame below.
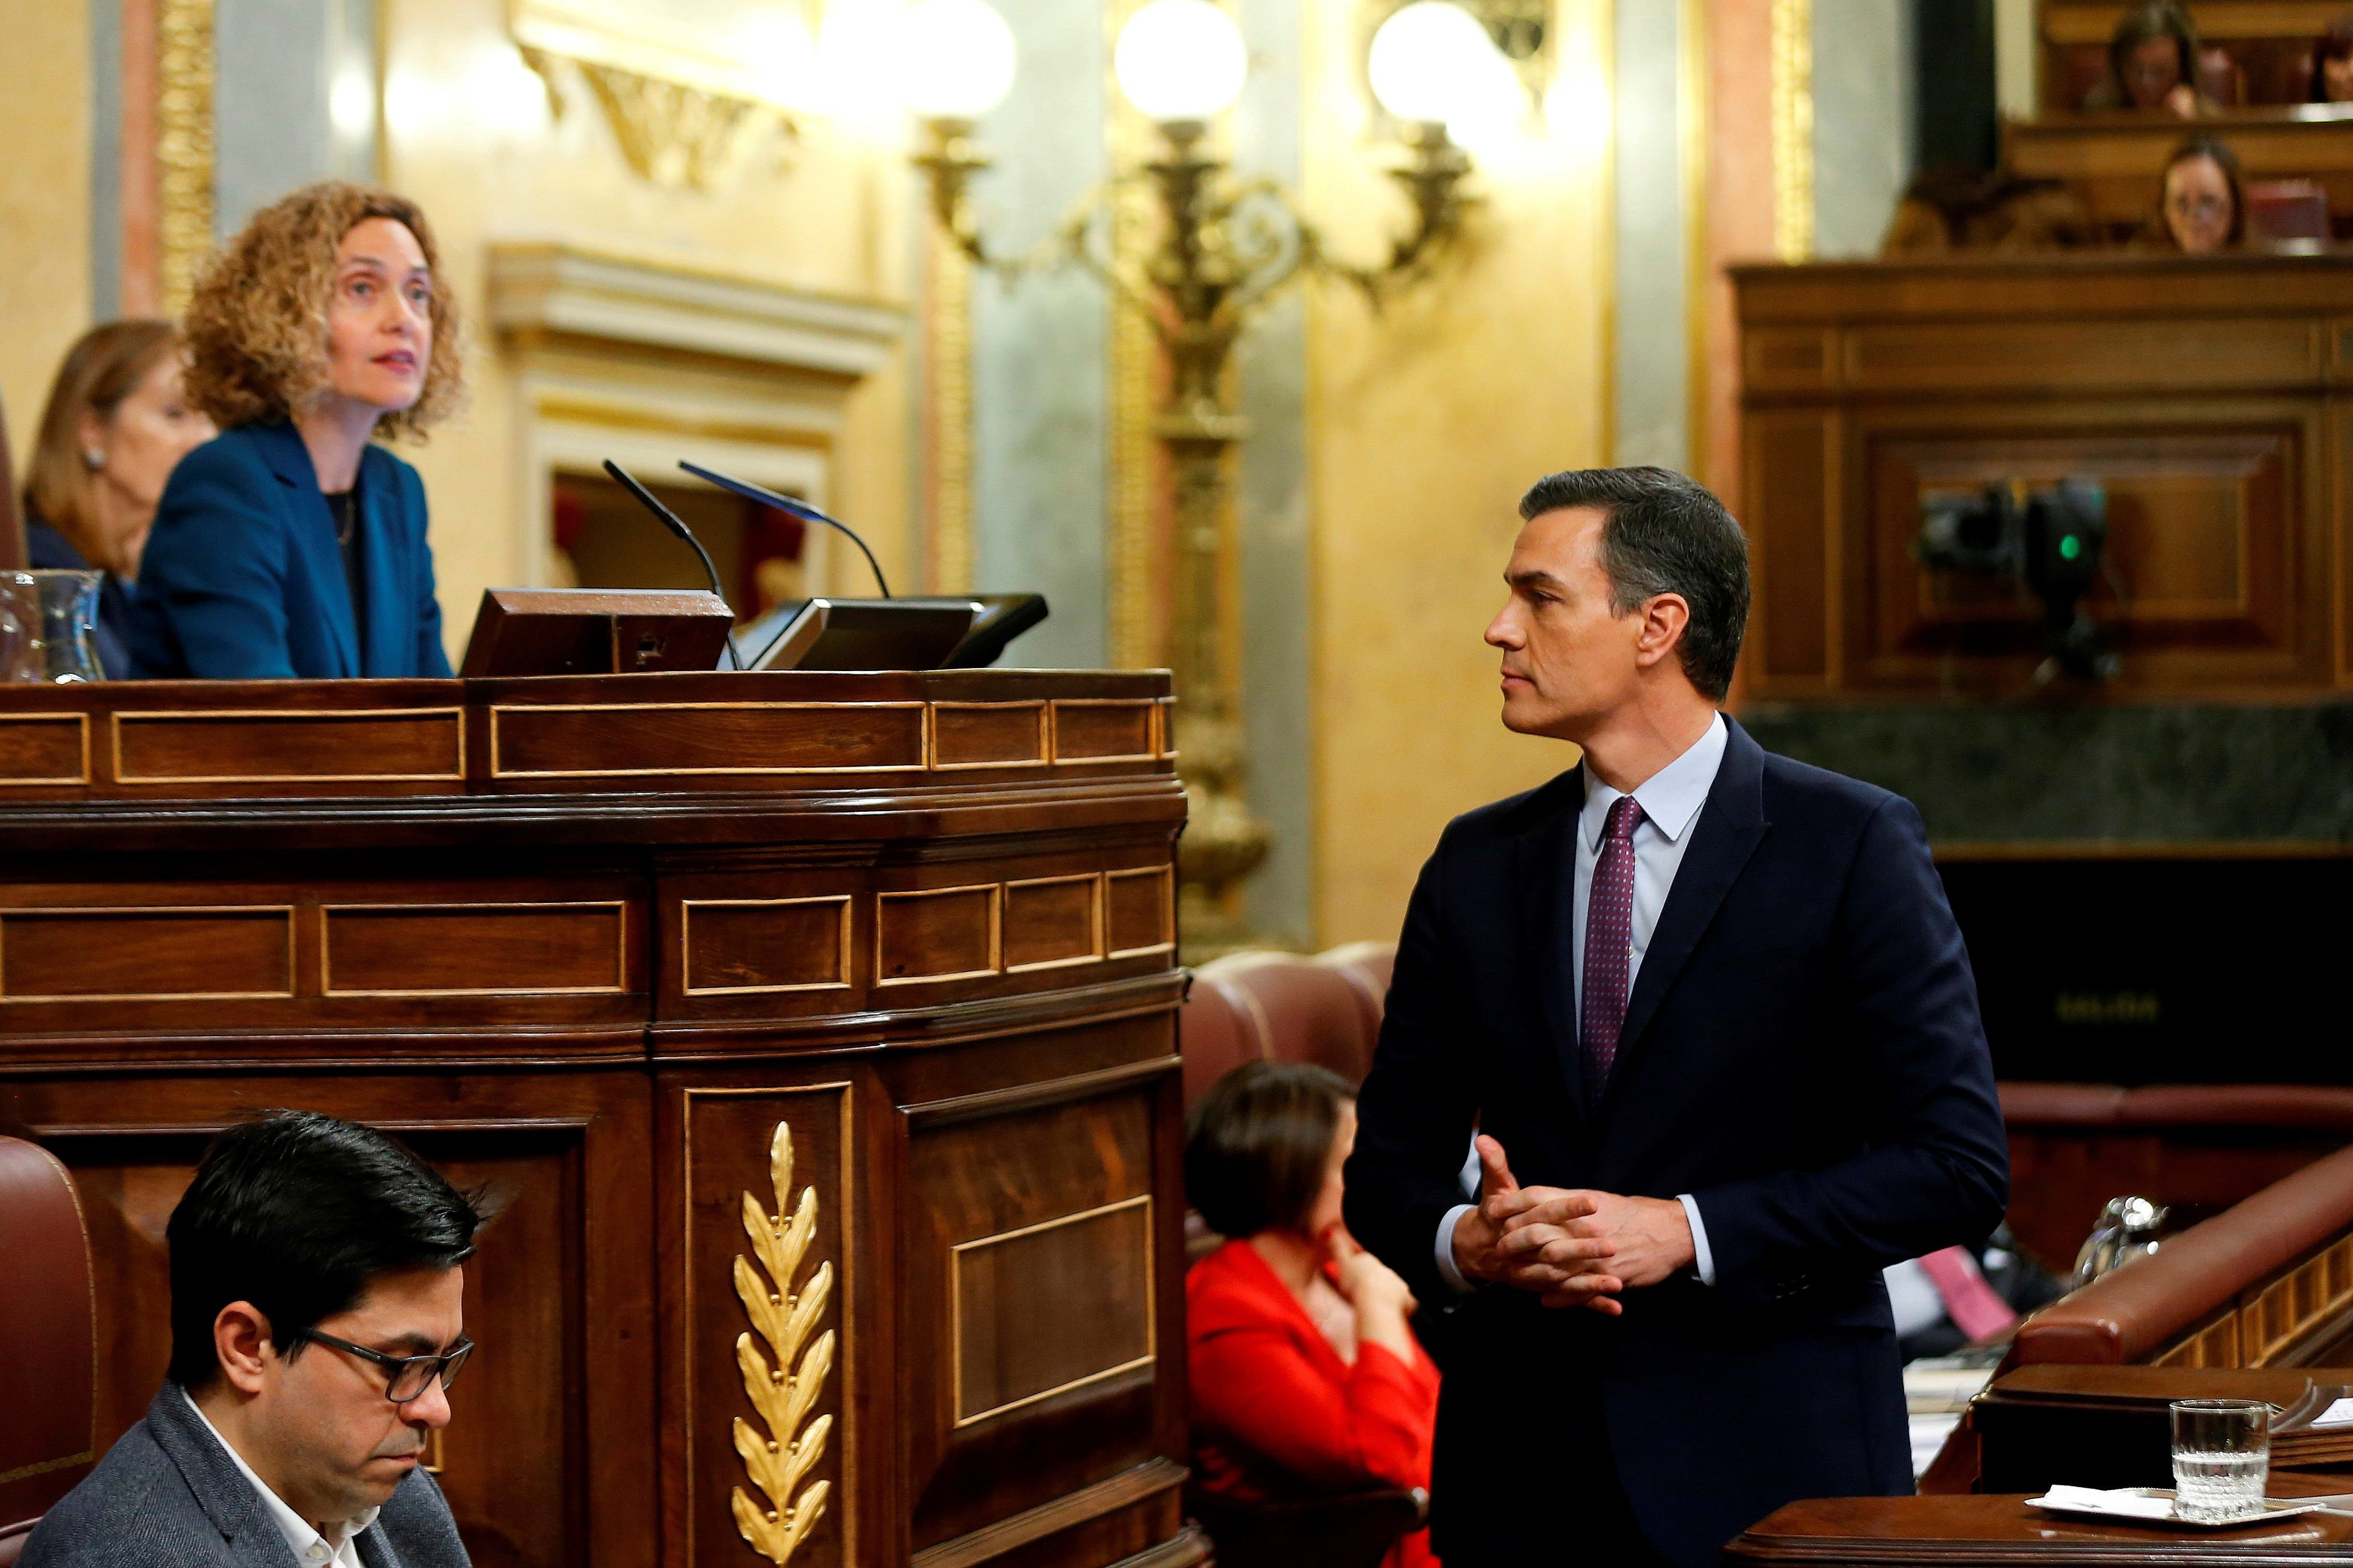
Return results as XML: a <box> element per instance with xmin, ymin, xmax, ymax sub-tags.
<box><xmin>487</xmin><ymin>701</ymin><xmax>929</xmax><ymax>779</ymax></box>
<box><xmin>0</xmin><ymin>1448</ymin><xmax>96</xmax><ymax>1487</ymax></box>
<box><xmin>1103</xmin><ymin>867</ymin><xmax>1177</xmax><ymax>959</ymax></box>
<box><xmin>111</xmin><ymin>707</ymin><xmax>467</xmax><ymax>785</ymax></box>
<box><xmin>680</xmin><ymin>896</ymin><xmax>855</xmax><ymax>996</ymax></box>
<box><xmin>318</xmin><ymin>901</ymin><xmax>630</xmax><ymax>997</ymax></box>
<box><xmin>873</xmin><ymin>883</ymin><xmax>1003</xmax><ymax>987</ymax></box>
<box><xmin>1769</xmin><ymin>0</ymin><xmax>1815</xmax><ymax>262</ymax></box>
<box><xmin>999</xmin><ymin>874</ymin><xmax>1107</xmax><ymax>974</ymax></box>
<box><xmin>0</xmin><ymin>905</ymin><xmax>296</xmax><ymax>1003</ymax></box>
<box><xmin>927</xmin><ymin>701</ymin><xmax>1050</xmax><ymax>771</ymax></box>
<box><xmin>1047</xmin><ymin>699</ymin><xmax>1160</xmax><ymax>764</ymax></box>
<box><xmin>0</xmin><ymin>714</ymin><xmax>92</xmax><ymax>786</ymax></box>
<box><xmin>948</xmin><ymin>1194</ymin><xmax>1156</xmax><ymax>1427</ymax></box>
<box><xmin>156</xmin><ymin>0</ymin><xmax>215</xmax><ymax>316</ymax></box>
<box><xmin>731</xmin><ymin>1121</ymin><xmax>837</xmax><ymax>1564</ymax></box>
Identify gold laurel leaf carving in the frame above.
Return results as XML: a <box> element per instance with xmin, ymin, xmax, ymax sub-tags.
<box><xmin>731</xmin><ymin>1122</ymin><xmax>835</xmax><ymax>1564</ymax></box>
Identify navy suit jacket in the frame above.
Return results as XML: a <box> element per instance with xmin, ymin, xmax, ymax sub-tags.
<box><xmin>129</xmin><ymin>421</ymin><xmax>453</xmax><ymax>678</ymax></box>
<box><xmin>1343</xmin><ymin>719</ymin><xmax>2008</xmax><ymax>1568</ymax></box>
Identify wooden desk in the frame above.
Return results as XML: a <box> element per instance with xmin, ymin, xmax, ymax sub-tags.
<box><xmin>0</xmin><ymin>671</ymin><xmax>1194</xmax><ymax>1568</ymax></box>
<box><xmin>2007</xmin><ymin>109</ymin><xmax>2353</xmax><ymax>229</ymax></box>
<box><xmin>1734</xmin><ymin>251</ymin><xmax>2353</xmax><ymax>700</ymax></box>
<box><xmin>1729</xmin><ymin>1482</ymin><xmax>2353</xmax><ymax>1565</ymax></box>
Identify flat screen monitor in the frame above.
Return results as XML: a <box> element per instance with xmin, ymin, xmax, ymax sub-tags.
<box><xmin>741</xmin><ymin>598</ymin><xmax>979</xmax><ymax>672</ymax></box>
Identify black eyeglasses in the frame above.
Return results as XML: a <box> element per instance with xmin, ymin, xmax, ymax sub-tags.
<box><xmin>293</xmin><ymin>1330</ymin><xmax>476</xmax><ymax>1405</ymax></box>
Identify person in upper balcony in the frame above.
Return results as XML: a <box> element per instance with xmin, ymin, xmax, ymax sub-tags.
<box><xmin>1186</xmin><ymin>1061</ymin><xmax>1442</xmax><ymax>1568</ymax></box>
<box><xmin>21</xmin><ymin>321</ymin><xmax>215</xmax><ymax>677</ymax></box>
<box><xmin>2084</xmin><ymin>0</ymin><xmax>2212</xmax><ymax>117</ymax></box>
<box><xmin>2152</xmin><ymin>136</ymin><xmax>2246</xmax><ymax>253</ymax></box>
<box><xmin>130</xmin><ymin>182</ymin><xmax>464</xmax><ymax>679</ymax></box>
<box><xmin>2307</xmin><ymin>13</ymin><xmax>2353</xmax><ymax>100</ymax></box>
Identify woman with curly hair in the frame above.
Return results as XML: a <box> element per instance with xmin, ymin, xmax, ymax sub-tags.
<box><xmin>130</xmin><ymin>182</ymin><xmax>465</xmax><ymax>678</ymax></box>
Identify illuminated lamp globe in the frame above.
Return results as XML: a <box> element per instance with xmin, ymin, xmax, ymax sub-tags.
<box><xmin>1368</xmin><ymin>0</ymin><xmax>1504</xmax><ymax>127</ymax></box>
<box><xmin>1114</xmin><ymin>0</ymin><xmax>1247</xmax><ymax>123</ymax></box>
<box><xmin>899</xmin><ymin>0</ymin><xmax>1018</xmax><ymax>120</ymax></box>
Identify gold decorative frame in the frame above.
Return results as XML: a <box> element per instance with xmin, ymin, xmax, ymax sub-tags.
<box><xmin>948</xmin><ymin>1194</ymin><xmax>1156</xmax><ymax>1427</ymax></box>
<box><xmin>0</xmin><ymin>906</ymin><xmax>297</xmax><ymax>1004</ymax></box>
<box><xmin>0</xmin><ymin>714</ymin><xmax>93</xmax><ymax>787</ymax></box>
<box><xmin>731</xmin><ymin>1121</ymin><xmax>837</xmax><ymax>1565</ymax></box>
<box><xmin>317</xmin><ymin>901</ymin><xmax>630</xmax><ymax>997</ymax></box>
<box><xmin>680</xmin><ymin>895</ymin><xmax>856</xmax><ymax>996</ymax></box>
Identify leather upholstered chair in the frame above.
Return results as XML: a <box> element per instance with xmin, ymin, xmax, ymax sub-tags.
<box><xmin>0</xmin><ymin>1136</ymin><xmax>96</xmax><ymax>1565</ymax></box>
<box><xmin>1177</xmin><ymin>943</ymin><xmax>1398</xmax><ymax>1113</ymax></box>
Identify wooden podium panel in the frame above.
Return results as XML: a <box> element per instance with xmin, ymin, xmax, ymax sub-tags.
<box><xmin>0</xmin><ymin>671</ymin><xmax>1198</xmax><ymax>1568</ymax></box>
<box><xmin>1735</xmin><ymin>252</ymin><xmax>2353</xmax><ymax>700</ymax></box>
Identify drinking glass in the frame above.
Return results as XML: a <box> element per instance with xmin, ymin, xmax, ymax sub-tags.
<box><xmin>0</xmin><ymin>572</ymin><xmax>40</xmax><ymax>681</ymax></box>
<box><xmin>24</xmin><ymin>569</ymin><xmax>105</xmax><ymax>682</ymax></box>
<box><xmin>2171</xmin><ymin>1398</ymin><xmax>2268</xmax><ymax>1522</ymax></box>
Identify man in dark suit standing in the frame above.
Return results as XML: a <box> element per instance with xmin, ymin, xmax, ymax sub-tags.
<box><xmin>1344</xmin><ymin>467</ymin><xmax>2008</xmax><ymax>1568</ymax></box>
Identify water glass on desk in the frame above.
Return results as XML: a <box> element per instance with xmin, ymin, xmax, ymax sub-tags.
<box><xmin>2172</xmin><ymin>1398</ymin><xmax>2269</xmax><ymax>1522</ymax></box>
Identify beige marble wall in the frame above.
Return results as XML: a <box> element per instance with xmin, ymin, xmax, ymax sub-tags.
<box><xmin>1302</xmin><ymin>0</ymin><xmax>1610</xmax><ymax>945</ymax></box>
<box><xmin>0</xmin><ymin>0</ymin><xmax>93</xmax><ymax>476</ymax></box>
<box><xmin>379</xmin><ymin>0</ymin><xmax>914</xmax><ymax>660</ymax></box>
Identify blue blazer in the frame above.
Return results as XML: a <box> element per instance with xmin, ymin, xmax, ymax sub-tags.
<box><xmin>1344</xmin><ymin>719</ymin><xmax>2009</xmax><ymax>1568</ymax></box>
<box><xmin>129</xmin><ymin>420</ymin><xmax>453</xmax><ymax>678</ymax></box>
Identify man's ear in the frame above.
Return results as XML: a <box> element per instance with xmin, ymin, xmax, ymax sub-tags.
<box><xmin>1632</xmin><ymin>593</ymin><xmax>1692</xmax><ymax>672</ymax></box>
<box><xmin>212</xmin><ymin>1302</ymin><xmax>276</xmax><ymax>1396</ymax></box>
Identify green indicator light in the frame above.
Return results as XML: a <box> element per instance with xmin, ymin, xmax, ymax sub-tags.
<box><xmin>2059</xmin><ymin>535</ymin><xmax>2081</xmax><ymax>561</ymax></box>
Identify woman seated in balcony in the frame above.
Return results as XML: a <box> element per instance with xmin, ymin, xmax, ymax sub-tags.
<box><xmin>130</xmin><ymin>182</ymin><xmax>464</xmax><ymax>678</ymax></box>
<box><xmin>2150</xmin><ymin>136</ymin><xmax>2246</xmax><ymax>253</ymax></box>
<box><xmin>20</xmin><ymin>321</ymin><xmax>214</xmax><ymax>676</ymax></box>
<box><xmin>2084</xmin><ymin>0</ymin><xmax>2212</xmax><ymax>117</ymax></box>
<box><xmin>1186</xmin><ymin>1061</ymin><xmax>1440</xmax><ymax>1568</ymax></box>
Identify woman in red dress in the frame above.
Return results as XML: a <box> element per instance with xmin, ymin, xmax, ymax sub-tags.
<box><xmin>1185</xmin><ymin>1062</ymin><xmax>1441</xmax><ymax>1568</ymax></box>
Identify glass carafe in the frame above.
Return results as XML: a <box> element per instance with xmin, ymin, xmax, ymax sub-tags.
<box><xmin>23</xmin><ymin>569</ymin><xmax>105</xmax><ymax>682</ymax></box>
<box><xmin>0</xmin><ymin>572</ymin><xmax>39</xmax><ymax>680</ymax></box>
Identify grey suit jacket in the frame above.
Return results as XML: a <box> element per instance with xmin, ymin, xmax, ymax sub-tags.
<box><xmin>21</xmin><ymin>1386</ymin><xmax>469</xmax><ymax>1568</ymax></box>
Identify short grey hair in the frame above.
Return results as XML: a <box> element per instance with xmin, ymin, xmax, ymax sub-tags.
<box><xmin>1517</xmin><ymin>466</ymin><xmax>1752</xmax><ymax>701</ymax></box>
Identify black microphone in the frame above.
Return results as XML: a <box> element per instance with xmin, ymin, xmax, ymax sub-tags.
<box><xmin>677</xmin><ymin>460</ymin><xmax>892</xmax><ymax>598</ymax></box>
<box><xmin>602</xmin><ymin>459</ymin><xmax>739</xmax><ymax>670</ymax></box>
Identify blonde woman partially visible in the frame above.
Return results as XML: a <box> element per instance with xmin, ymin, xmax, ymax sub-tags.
<box><xmin>130</xmin><ymin>182</ymin><xmax>466</xmax><ymax>678</ymax></box>
<box><xmin>22</xmin><ymin>322</ymin><xmax>215</xmax><ymax>676</ymax></box>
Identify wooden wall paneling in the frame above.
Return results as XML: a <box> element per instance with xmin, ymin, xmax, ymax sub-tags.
<box><xmin>0</xmin><ymin>713</ymin><xmax>89</xmax><ymax>787</ymax></box>
<box><xmin>0</xmin><ymin>869</ymin><xmax>654</xmax><ymax>1052</ymax></box>
<box><xmin>1742</xmin><ymin>408</ymin><xmax>1837</xmax><ymax>692</ymax></box>
<box><xmin>895</xmin><ymin>1046</ymin><xmax>1187</xmax><ymax>1565</ymax></box>
<box><xmin>2006</xmin><ymin>113</ymin><xmax>2353</xmax><ymax>226</ymax></box>
<box><xmin>0</xmin><ymin>1069</ymin><xmax>657</xmax><ymax>1568</ymax></box>
<box><xmin>1841</xmin><ymin>399</ymin><xmax>2329</xmax><ymax>693</ymax></box>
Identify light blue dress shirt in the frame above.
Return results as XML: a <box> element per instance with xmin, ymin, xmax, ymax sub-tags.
<box><xmin>1435</xmin><ymin>712</ymin><xmax>1730</xmax><ymax>1293</ymax></box>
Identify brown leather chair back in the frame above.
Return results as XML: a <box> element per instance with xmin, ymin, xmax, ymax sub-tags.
<box><xmin>1181</xmin><ymin>948</ymin><xmax>1392</xmax><ymax>1111</ymax></box>
<box><xmin>0</xmin><ymin>1136</ymin><xmax>95</xmax><ymax>1564</ymax></box>
<box><xmin>2010</xmin><ymin>1142</ymin><xmax>2353</xmax><ymax>1367</ymax></box>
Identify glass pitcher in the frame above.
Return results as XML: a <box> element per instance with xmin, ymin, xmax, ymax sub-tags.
<box><xmin>22</xmin><ymin>569</ymin><xmax>106</xmax><ymax>682</ymax></box>
<box><xmin>0</xmin><ymin>572</ymin><xmax>39</xmax><ymax>681</ymax></box>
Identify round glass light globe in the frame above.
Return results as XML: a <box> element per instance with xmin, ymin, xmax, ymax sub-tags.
<box><xmin>1368</xmin><ymin>0</ymin><xmax>1503</xmax><ymax>126</ymax></box>
<box><xmin>899</xmin><ymin>0</ymin><xmax>1018</xmax><ymax>120</ymax></box>
<box><xmin>1114</xmin><ymin>0</ymin><xmax>1248</xmax><ymax>122</ymax></box>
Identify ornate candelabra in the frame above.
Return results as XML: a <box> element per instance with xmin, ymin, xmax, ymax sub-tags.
<box><xmin>903</xmin><ymin>0</ymin><xmax>1503</xmax><ymax>952</ymax></box>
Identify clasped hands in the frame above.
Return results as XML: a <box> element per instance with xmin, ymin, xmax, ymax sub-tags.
<box><xmin>1448</xmin><ymin>1134</ymin><xmax>1695</xmax><ymax>1312</ymax></box>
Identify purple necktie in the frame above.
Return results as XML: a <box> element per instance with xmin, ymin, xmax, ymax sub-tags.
<box><xmin>1580</xmin><ymin>795</ymin><xmax>1644</xmax><ymax>1099</ymax></box>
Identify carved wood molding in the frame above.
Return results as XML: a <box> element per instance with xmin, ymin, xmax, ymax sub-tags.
<box><xmin>571</xmin><ymin>56</ymin><xmax>783</xmax><ymax>192</ymax></box>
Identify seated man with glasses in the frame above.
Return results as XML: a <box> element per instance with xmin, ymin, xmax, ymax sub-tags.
<box><xmin>26</xmin><ymin>1111</ymin><xmax>483</xmax><ymax>1568</ymax></box>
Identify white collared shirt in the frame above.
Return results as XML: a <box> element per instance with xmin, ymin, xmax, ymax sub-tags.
<box><xmin>1435</xmin><ymin>713</ymin><xmax>1731</xmax><ymax>1292</ymax></box>
<box><xmin>181</xmin><ymin>1387</ymin><xmax>381</xmax><ymax>1568</ymax></box>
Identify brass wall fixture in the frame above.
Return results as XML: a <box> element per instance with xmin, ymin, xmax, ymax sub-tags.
<box><xmin>902</xmin><ymin>0</ymin><xmax>1506</xmax><ymax>952</ymax></box>
<box><xmin>730</xmin><ymin>1122</ymin><xmax>836</xmax><ymax>1565</ymax></box>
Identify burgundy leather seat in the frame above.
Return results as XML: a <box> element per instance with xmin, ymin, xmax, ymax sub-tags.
<box><xmin>1179</xmin><ymin>944</ymin><xmax>1398</xmax><ymax>1112</ymax></box>
<box><xmin>0</xmin><ymin>1135</ymin><xmax>95</xmax><ymax>1566</ymax></box>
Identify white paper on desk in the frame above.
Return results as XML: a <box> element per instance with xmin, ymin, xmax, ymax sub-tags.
<box><xmin>2034</xmin><ymin>1486</ymin><xmax>2176</xmax><ymax>1521</ymax></box>
<box><xmin>2310</xmin><ymin>1397</ymin><xmax>2353</xmax><ymax>1428</ymax></box>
